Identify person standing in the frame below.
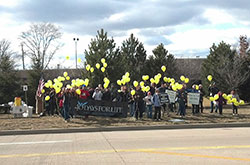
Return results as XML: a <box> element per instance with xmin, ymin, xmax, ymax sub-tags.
<box><xmin>199</xmin><ymin>84</ymin><xmax>204</xmax><ymax>113</ymax></box>
<box><xmin>134</xmin><ymin>86</ymin><xmax>145</xmax><ymax>120</ymax></box>
<box><xmin>92</xmin><ymin>87</ymin><xmax>103</xmax><ymax>101</ymax></box>
<box><xmin>215</xmin><ymin>91</ymin><xmax>226</xmax><ymax>115</ymax></box>
<box><xmin>144</xmin><ymin>92</ymin><xmax>153</xmax><ymax>118</ymax></box>
<box><xmin>80</xmin><ymin>85</ymin><xmax>90</xmax><ymax>100</ymax></box>
<box><xmin>208</xmin><ymin>83</ymin><xmax>219</xmax><ymax>113</ymax></box>
<box><xmin>231</xmin><ymin>90</ymin><xmax>240</xmax><ymax>115</ymax></box>
<box><xmin>177</xmin><ymin>88</ymin><xmax>186</xmax><ymax>118</ymax></box>
<box><xmin>152</xmin><ymin>89</ymin><xmax>161</xmax><ymax>121</ymax></box>
<box><xmin>63</xmin><ymin>88</ymin><xmax>71</xmax><ymax>122</ymax></box>
<box><xmin>128</xmin><ymin>88</ymin><xmax>135</xmax><ymax>117</ymax></box>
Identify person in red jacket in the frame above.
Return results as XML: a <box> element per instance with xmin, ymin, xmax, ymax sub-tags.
<box><xmin>80</xmin><ymin>85</ymin><xmax>90</xmax><ymax>99</ymax></box>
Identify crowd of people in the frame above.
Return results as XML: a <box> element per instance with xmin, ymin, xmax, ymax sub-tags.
<box><xmin>38</xmin><ymin>81</ymin><xmax>241</xmax><ymax>122</ymax></box>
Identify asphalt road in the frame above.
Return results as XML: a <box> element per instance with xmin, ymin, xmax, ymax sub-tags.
<box><xmin>0</xmin><ymin>127</ymin><xmax>250</xmax><ymax>165</ymax></box>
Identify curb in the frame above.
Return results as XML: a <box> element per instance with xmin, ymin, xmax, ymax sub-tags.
<box><xmin>1</xmin><ymin>122</ymin><xmax>250</xmax><ymax>136</ymax></box>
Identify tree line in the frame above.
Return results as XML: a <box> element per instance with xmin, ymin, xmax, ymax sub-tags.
<box><xmin>0</xmin><ymin>23</ymin><xmax>250</xmax><ymax>107</ymax></box>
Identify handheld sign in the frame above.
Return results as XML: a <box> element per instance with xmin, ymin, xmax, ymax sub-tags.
<box><xmin>166</xmin><ymin>89</ymin><xmax>176</xmax><ymax>103</ymax></box>
<box><xmin>188</xmin><ymin>93</ymin><xmax>200</xmax><ymax>105</ymax></box>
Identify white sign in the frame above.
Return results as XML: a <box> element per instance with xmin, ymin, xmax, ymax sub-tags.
<box><xmin>23</xmin><ymin>85</ymin><xmax>28</xmax><ymax>91</ymax></box>
<box><xmin>188</xmin><ymin>93</ymin><xmax>200</xmax><ymax>105</ymax></box>
<box><xmin>165</xmin><ymin>89</ymin><xmax>177</xmax><ymax>103</ymax></box>
<box><xmin>160</xmin><ymin>93</ymin><xmax>169</xmax><ymax>104</ymax></box>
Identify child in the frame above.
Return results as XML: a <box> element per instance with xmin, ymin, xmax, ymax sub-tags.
<box><xmin>215</xmin><ymin>91</ymin><xmax>226</xmax><ymax>115</ymax></box>
<box><xmin>144</xmin><ymin>92</ymin><xmax>153</xmax><ymax>118</ymax></box>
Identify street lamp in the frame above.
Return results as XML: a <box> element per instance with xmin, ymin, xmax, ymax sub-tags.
<box><xmin>73</xmin><ymin>38</ymin><xmax>79</xmax><ymax>68</ymax></box>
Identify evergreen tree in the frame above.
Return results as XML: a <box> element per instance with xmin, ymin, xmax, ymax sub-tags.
<box><xmin>84</xmin><ymin>29</ymin><xmax>121</xmax><ymax>87</ymax></box>
<box><xmin>146</xmin><ymin>43</ymin><xmax>177</xmax><ymax>79</ymax></box>
<box><xmin>0</xmin><ymin>39</ymin><xmax>20</xmax><ymax>103</ymax></box>
<box><xmin>120</xmin><ymin>34</ymin><xmax>147</xmax><ymax>81</ymax></box>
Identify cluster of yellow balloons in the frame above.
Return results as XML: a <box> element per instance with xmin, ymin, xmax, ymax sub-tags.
<box><xmin>131</xmin><ymin>80</ymin><xmax>150</xmax><ymax>95</ymax></box>
<box><xmin>86</xmin><ymin>58</ymin><xmax>107</xmax><ymax>73</ymax></box>
<box><xmin>117</xmin><ymin>72</ymin><xmax>131</xmax><ymax>86</ymax></box>
<box><xmin>180</xmin><ymin>75</ymin><xmax>189</xmax><ymax>84</ymax></box>
<box><xmin>209</xmin><ymin>93</ymin><xmax>245</xmax><ymax>106</ymax></box>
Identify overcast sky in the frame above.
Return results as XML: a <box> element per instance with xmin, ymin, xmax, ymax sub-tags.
<box><xmin>1</xmin><ymin>0</ymin><xmax>250</xmax><ymax>69</ymax></box>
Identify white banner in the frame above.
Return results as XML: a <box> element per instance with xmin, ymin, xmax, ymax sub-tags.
<box><xmin>188</xmin><ymin>93</ymin><xmax>200</xmax><ymax>105</ymax></box>
<box><xmin>165</xmin><ymin>90</ymin><xmax>177</xmax><ymax>103</ymax></box>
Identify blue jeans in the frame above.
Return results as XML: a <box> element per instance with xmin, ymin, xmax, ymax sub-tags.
<box><xmin>211</xmin><ymin>101</ymin><xmax>218</xmax><ymax>113</ymax></box>
<box><xmin>63</xmin><ymin>103</ymin><xmax>70</xmax><ymax>120</ymax></box>
<box><xmin>129</xmin><ymin>102</ymin><xmax>135</xmax><ymax>117</ymax></box>
<box><xmin>146</xmin><ymin>105</ymin><xmax>152</xmax><ymax>118</ymax></box>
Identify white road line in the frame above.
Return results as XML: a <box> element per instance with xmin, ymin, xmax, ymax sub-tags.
<box><xmin>0</xmin><ymin>140</ymin><xmax>72</xmax><ymax>146</ymax></box>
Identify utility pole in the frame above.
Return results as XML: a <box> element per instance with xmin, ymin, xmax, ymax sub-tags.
<box><xmin>73</xmin><ymin>38</ymin><xmax>79</xmax><ymax>69</ymax></box>
<box><xmin>21</xmin><ymin>43</ymin><xmax>25</xmax><ymax>70</ymax></box>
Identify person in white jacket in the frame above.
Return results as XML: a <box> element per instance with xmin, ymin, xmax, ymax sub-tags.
<box><xmin>92</xmin><ymin>87</ymin><xmax>103</xmax><ymax>101</ymax></box>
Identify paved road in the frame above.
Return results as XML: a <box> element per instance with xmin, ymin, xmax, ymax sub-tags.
<box><xmin>0</xmin><ymin>127</ymin><xmax>250</xmax><ymax>165</ymax></box>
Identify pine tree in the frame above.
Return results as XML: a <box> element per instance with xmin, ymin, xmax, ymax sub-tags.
<box><xmin>146</xmin><ymin>43</ymin><xmax>177</xmax><ymax>79</ymax></box>
<box><xmin>0</xmin><ymin>39</ymin><xmax>20</xmax><ymax>103</ymax></box>
<box><xmin>84</xmin><ymin>29</ymin><xmax>121</xmax><ymax>87</ymax></box>
<box><xmin>120</xmin><ymin>34</ymin><xmax>147</xmax><ymax>81</ymax></box>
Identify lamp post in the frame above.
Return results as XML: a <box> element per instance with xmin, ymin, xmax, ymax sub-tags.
<box><xmin>73</xmin><ymin>38</ymin><xmax>79</xmax><ymax>68</ymax></box>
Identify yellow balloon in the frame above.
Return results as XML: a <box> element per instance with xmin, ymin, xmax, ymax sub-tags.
<box><xmin>209</xmin><ymin>97</ymin><xmax>215</xmax><ymax>101</ymax></box>
<box><xmin>101</xmin><ymin>58</ymin><xmax>106</xmax><ymax>64</ymax></box>
<box><xmin>239</xmin><ymin>100</ymin><xmax>245</xmax><ymax>105</ymax></box>
<box><xmin>222</xmin><ymin>93</ymin><xmax>227</xmax><ymax>99</ymax></box>
<box><xmin>131</xmin><ymin>90</ymin><xmax>136</xmax><ymax>96</ymax></box>
<box><xmin>117</xmin><ymin>80</ymin><xmax>122</xmax><ymax>86</ymax></box>
<box><xmin>140</xmin><ymin>81</ymin><xmax>145</xmax><ymax>87</ymax></box>
<box><xmin>86</xmin><ymin>65</ymin><xmax>90</xmax><ymax>71</ymax></box>
<box><xmin>101</xmin><ymin>67</ymin><xmax>105</xmax><ymax>72</ymax></box>
<box><xmin>150</xmin><ymin>78</ymin><xmax>155</xmax><ymax>84</ymax></box>
<box><xmin>96</xmin><ymin>63</ymin><xmax>100</xmax><ymax>69</ymax></box>
<box><xmin>170</xmin><ymin>78</ymin><xmax>175</xmax><ymax>83</ymax></box>
<box><xmin>104</xmin><ymin>83</ymin><xmax>109</xmax><ymax>89</ymax></box>
<box><xmin>77</xmin><ymin>58</ymin><xmax>82</xmax><ymax>63</ymax></box>
<box><xmin>161</xmin><ymin>65</ymin><xmax>166</xmax><ymax>72</ymax></box>
<box><xmin>103</xmin><ymin>63</ymin><xmax>108</xmax><ymax>68</ymax></box>
<box><xmin>55</xmin><ymin>88</ymin><xmax>61</xmax><ymax>94</ymax></box>
<box><xmin>66</xmin><ymin>56</ymin><xmax>70</xmax><ymax>60</ymax></box>
<box><xmin>232</xmin><ymin>98</ymin><xmax>237</xmax><ymax>103</ymax></box>
<box><xmin>41</xmin><ymin>89</ymin><xmax>45</xmax><ymax>93</ymax></box>
<box><xmin>90</xmin><ymin>67</ymin><xmax>94</xmax><ymax>73</ymax></box>
<box><xmin>133</xmin><ymin>81</ymin><xmax>138</xmax><ymax>87</ymax></box>
<box><xmin>44</xmin><ymin>83</ymin><xmax>50</xmax><ymax>88</ymax></box>
<box><xmin>66</xmin><ymin>76</ymin><xmax>70</xmax><ymax>80</ymax></box>
<box><xmin>184</xmin><ymin>78</ymin><xmax>189</xmax><ymax>83</ymax></box>
<box><xmin>214</xmin><ymin>94</ymin><xmax>219</xmax><ymax>100</ymax></box>
<box><xmin>177</xmin><ymin>84</ymin><xmax>183</xmax><ymax>90</ymax></box>
<box><xmin>180</xmin><ymin>75</ymin><xmax>185</xmax><ymax>81</ymax></box>
<box><xmin>125</xmin><ymin>72</ymin><xmax>130</xmax><ymax>77</ymax></box>
<box><xmin>163</xmin><ymin>77</ymin><xmax>168</xmax><ymax>82</ymax></box>
<box><xmin>63</xmin><ymin>72</ymin><xmax>68</xmax><ymax>77</ymax></box>
<box><xmin>45</xmin><ymin>96</ymin><xmax>50</xmax><ymax>101</ymax></box>
<box><xmin>207</xmin><ymin>75</ymin><xmax>213</xmax><ymax>81</ymax></box>
<box><xmin>76</xmin><ymin>89</ymin><xmax>81</xmax><ymax>95</ymax></box>
<box><xmin>195</xmin><ymin>85</ymin><xmax>199</xmax><ymax>90</ymax></box>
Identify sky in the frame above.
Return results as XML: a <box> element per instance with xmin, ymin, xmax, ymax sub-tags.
<box><xmin>1</xmin><ymin>0</ymin><xmax>250</xmax><ymax>69</ymax></box>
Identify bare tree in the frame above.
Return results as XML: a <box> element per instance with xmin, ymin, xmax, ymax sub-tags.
<box><xmin>19</xmin><ymin>23</ymin><xmax>63</xmax><ymax>70</ymax></box>
<box><xmin>0</xmin><ymin>39</ymin><xmax>12</xmax><ymax>57</ymax></box>
<box><xmin>217</xmin><ymin>55</ymin><xmax>250</xmax><ymax>91</ymax></box>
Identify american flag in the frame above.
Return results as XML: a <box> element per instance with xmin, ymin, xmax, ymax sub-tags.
<box><xmin>36</xmin><ymin>77</ymin><xmax>45</xmax><ymax>97</ymax></box>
